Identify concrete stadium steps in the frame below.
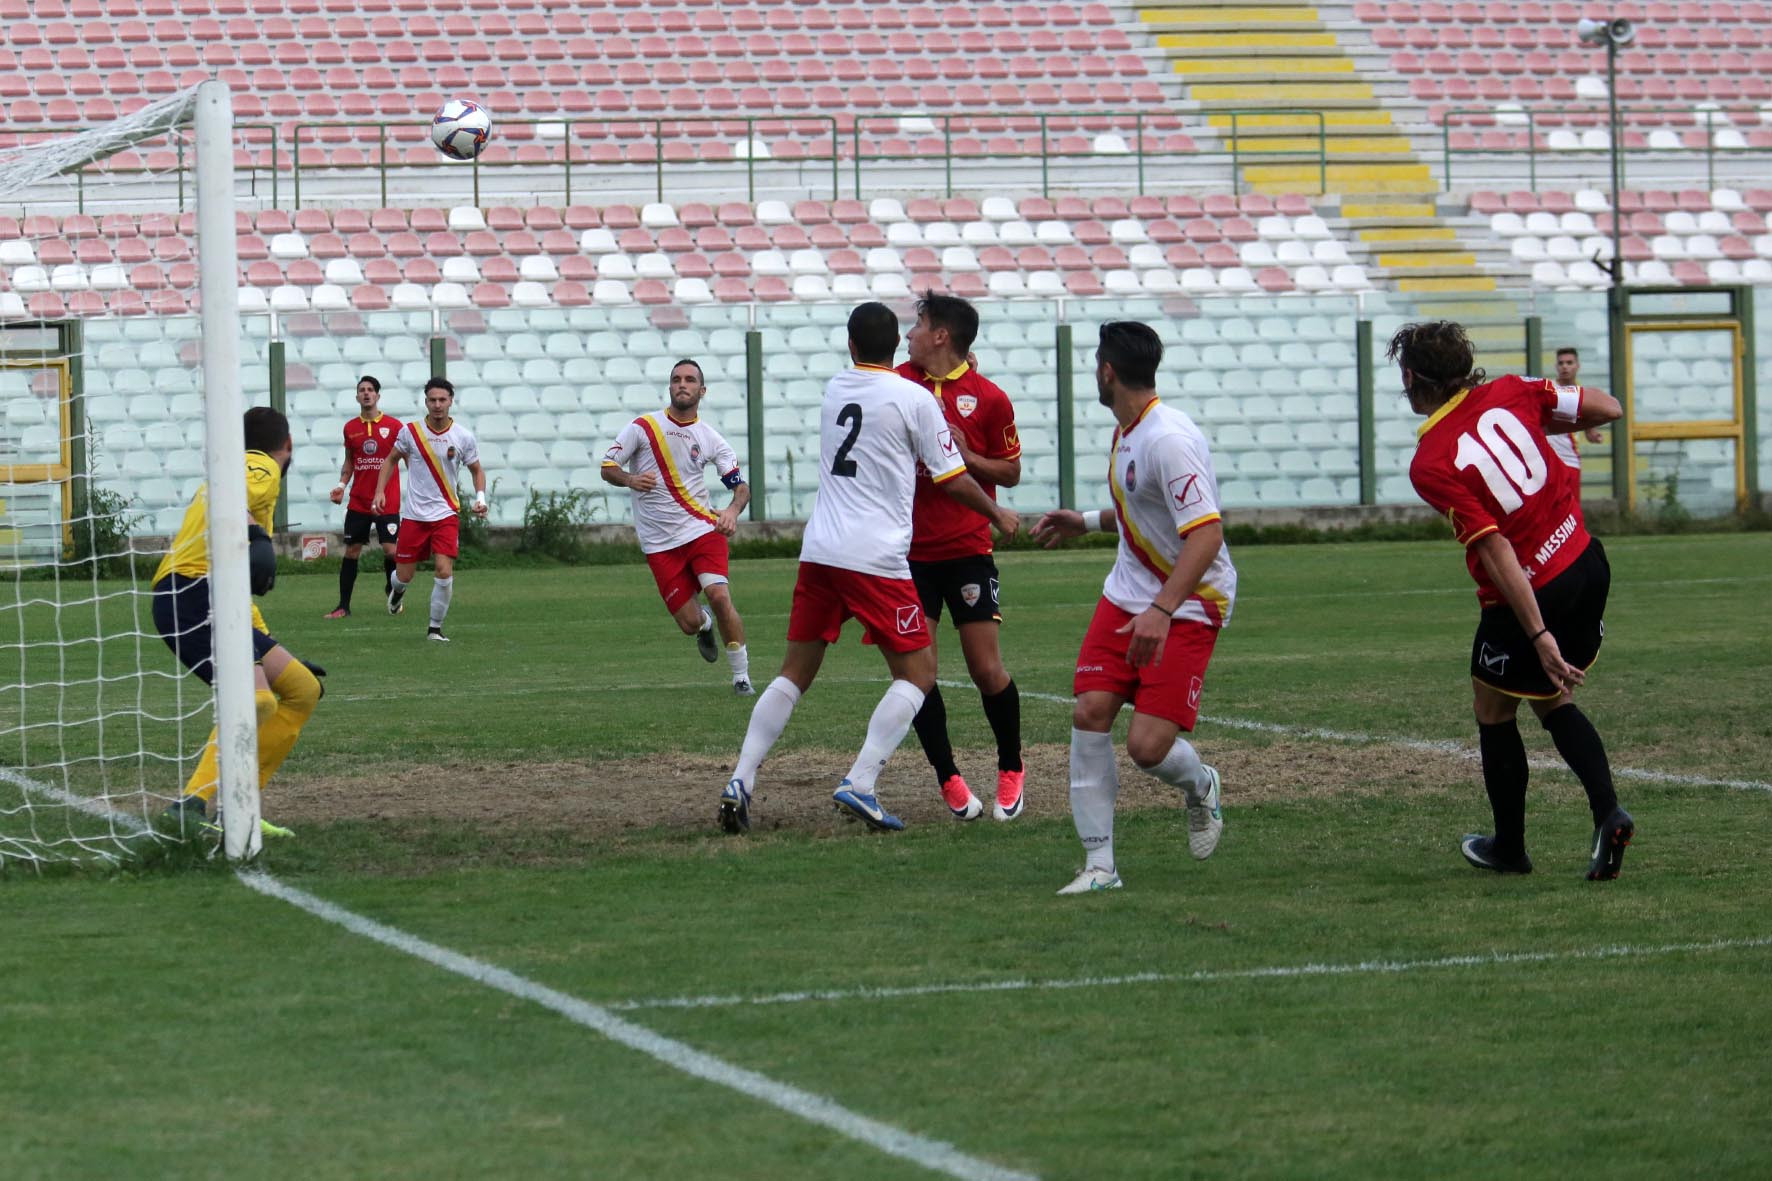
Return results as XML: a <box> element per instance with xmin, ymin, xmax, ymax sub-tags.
<box><xmin>1139</xmin><ymin>1</ymin><xmax>1510</xmax><ymax>298</ymax></box>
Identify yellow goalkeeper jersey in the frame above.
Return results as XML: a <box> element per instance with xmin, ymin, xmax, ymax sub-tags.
<box><xmin>152</xmin><ymin>451</ymin><xmax>282</xmax><ymax>631</ymax></box>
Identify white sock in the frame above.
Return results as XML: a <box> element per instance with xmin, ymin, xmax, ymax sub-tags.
<box><xmin>842</xmin><ymin>679</ymin><xmax>925</xmax><ymax>794</ymax></box>
<box><xmin>725</xmin><ymin>642</ymin><xmax>750</xmax><ymax>681</ymax></box>
<box><xmin>1070</xmin><ymin>727</ymin><xmax>1120</xmax><ymax>872</ymax></box>
<box><xmin>1145</xmin><ymin>735</ymin><xmax>1207</xmax><ymax>801</ymax></box>
<box><xmin>390</xmin><ymin>571</ymin><xmax>409</xmax><ymax>595</ymax></box>
<box><xmin>429</xmin><ymin>575</ymin><xmax>453</xmax><ymax>628</ymax></box>
<box><xmin>732</xmin><ymin>676</ymin><xmax>800</xmax><ymax>787</ymax></box>
<box><xmin>697</xmin><ymin>607</ymin><xmax>713</xmax><ymax>633</ymax></box>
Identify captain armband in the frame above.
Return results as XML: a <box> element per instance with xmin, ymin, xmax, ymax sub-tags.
<box><xmin>721</xmin><ymin>468</ymin><xmax>745</xmax><ymax>490</ymax></box>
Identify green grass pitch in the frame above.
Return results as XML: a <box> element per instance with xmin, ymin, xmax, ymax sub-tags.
<box><xmin>4</xmin><ymin>532</ymin><xmax>1770</xmax><ymax>1179</ymax></box>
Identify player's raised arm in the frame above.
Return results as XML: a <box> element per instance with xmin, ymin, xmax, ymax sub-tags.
<box><xmin>1574</xmin><ymin>386</ymin><xmax>1623</xmax><ymax>430</ymax></box>
<box><xmin>938</xmin><ymin>471</ymin><xmax>1019</xmax><ymax>539</ymax></box>
<box><xmin>1030</xmin><ymin>507</ymin><xmax>1118</xmax><ymax>548</ymax></box>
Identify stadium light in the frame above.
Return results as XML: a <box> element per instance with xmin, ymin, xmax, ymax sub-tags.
<box><xmin>1577</xmin><ymin>16</ymin><xmax>1636</xmax><ymax>290</ymax></box>
<box><xmin>1578</xmin><ymin>15</ymin><xmax>1637</xmax><ymax>506</ymax></box>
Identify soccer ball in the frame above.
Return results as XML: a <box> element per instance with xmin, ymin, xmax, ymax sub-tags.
<box><xmin>431</xmin><ymin>99</ymin><xmax>492</xmax><ymax>160</ymax></box>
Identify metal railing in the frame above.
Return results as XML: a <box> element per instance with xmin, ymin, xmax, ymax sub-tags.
<box><xmin>290</xmin><ymin>116</ymin><xmax>842</xmax><ymax>209</ymax></box>
<box><xmin>1439</xmin><ymin>103</ymin><xmax>1772</xmax><ymax>193</ymax></box>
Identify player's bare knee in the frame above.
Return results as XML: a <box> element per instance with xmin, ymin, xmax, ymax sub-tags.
<box><xmin>1127</xmin><ymin>733</ymin><xmax>1171</xmax><ymax>769</ymax></box>
<box><xmin>965</xmin><ymin>654</ymin><xmax>1009</xmax><ymax>695</ymax></box>
<box><xmin>1072</xmin><ymin>699</ymin><xmax>1115</xmax><ymax>733</ymax></box>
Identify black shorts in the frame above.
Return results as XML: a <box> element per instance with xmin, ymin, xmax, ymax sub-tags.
<box><xmin>909</xmin><ymin>554</ymin><xmax>1001</xmax><ymax>628</ymax></box>
<box><xmin>342</xmin><ymin>510</ymin><xmax>400</xmax><ymax>546</ymax></box>
<box><xmin>151</xmin><ymin>574</ymin><xmax>279</xmax><ymax>686</ymax></box>
<box><xmin>1470</xmin><ymin>537</ymin><xmax>1609</xmax><ymax>699</ymax></box>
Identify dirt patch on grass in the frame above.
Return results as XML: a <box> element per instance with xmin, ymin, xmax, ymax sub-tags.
<box><xmin>271</xmin><ymin>737</ymin><xmax>1482</xmax><ymax>836</ymax></box>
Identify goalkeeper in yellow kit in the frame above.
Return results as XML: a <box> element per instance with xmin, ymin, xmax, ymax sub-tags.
<box><xmin>151</xmin><ymin>406</ymin><xmax>323</xmax><ymax>836</ymax></box>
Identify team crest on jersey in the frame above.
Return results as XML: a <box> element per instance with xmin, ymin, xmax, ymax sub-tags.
<box><xmin>447</xmin><ymin>446</ymin><xmax>457</xmax><ymax>459</ymax></box>
<box><xmin>956</xmin><ymin>395</ymin><xmax>978</xmax><ymax>418</ymax></box>
<box><xmin>363</xmin><ymin>439</ymin><xmax>378</xmax><ymax>456</ymax></box>
<box><xmin>379</xmin><ymin>426</ymin><xmax>390</xmax><ymax>438</ymax></box>
<box><xmin>690</xmin><ymin>442</ymin><xmax>703</xmax><ymax>463</ymax></box>
<box><xmin>1124</xmin><ymin>460</ymin><xmax>1137</xmax><ymax>491</ymax></box>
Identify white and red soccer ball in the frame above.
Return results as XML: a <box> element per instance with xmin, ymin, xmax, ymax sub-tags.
<box><xmin>431</xmin><ymin>99</ymin><xmax>492</xmax><ymax>160</ymax></box>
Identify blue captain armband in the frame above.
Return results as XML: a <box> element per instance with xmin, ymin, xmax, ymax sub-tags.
<box><xmin>721</xmin><ymin>468</ymin><xmax>745</xmax><ymax>490</ymax></box>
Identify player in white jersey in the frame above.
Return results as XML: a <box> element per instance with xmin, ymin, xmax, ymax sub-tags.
<box><xmin>1031</xmin><ymin>321</ymin><xmax>1238</xmax><ymax>894</ymax></box>
<box><xmin>601</xmin><ymin>359</ymin><xmax>754</xmax><ymax>693</ymax></box>
<box><xmin>1547</xmin><ymin>347</ymin><xmax>1607</xmax><ymax>470</ymax></box>
<box><xmin>371</xmin><ymin>376</ymin><xmax>488</xmax><ymax>643</ymax></box>
<box><xmin>719</xmin><ymin>302</ymin><xmax>1021</xmax><ymax>835</ymax></box>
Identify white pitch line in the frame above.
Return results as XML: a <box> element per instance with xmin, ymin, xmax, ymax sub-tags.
<box><xmin>236</xmin><ymin>871</ymin><xmax>1036</xmax><ymax>1181</ymax></box>
<box><xmin>957</xmin><ymin>681</ymin><xmax>1772</xmax><ymax>794</ymax></box>
<box><xmin>610</xmin><ymin>935</ymin><xmax>1772</xmax><ymax>1013</ymax></box>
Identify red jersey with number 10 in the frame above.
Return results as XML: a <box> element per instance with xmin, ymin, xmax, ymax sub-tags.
<box><xmin>343</xmin><ymin>412</ymin><xmax>401</xmax><ymax>514</ymax></box>
<box><xmin>1409</xmin><ymin>375</ymin><xmax>1589</xmax><ymax>607</ymax></box>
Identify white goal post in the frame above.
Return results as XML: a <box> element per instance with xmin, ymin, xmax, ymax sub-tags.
<box><xmin>0</xmin><ymin>82</ymin><xmax>260</xmax><ymax>866</ymax></box>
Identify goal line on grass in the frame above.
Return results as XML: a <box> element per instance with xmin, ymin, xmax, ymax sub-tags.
<box><xmin>972</xmin><ymin>682</ymin><xmax>1772</xmax><ymax>795</ymax></box>
<box><xmin>608</xmin><ymin>934</ymin><xmax>1772</xmax><ymax>1014</ymax></box>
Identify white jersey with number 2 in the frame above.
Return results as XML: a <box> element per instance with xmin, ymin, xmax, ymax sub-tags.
<box><xmin>799</xmin><ymin>363</ymin><xmax>966</xmax><ymax>579</ymax></box>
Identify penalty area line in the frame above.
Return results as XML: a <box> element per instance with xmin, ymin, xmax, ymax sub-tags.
<box><xmin>960</xmin><ymin>682</ymin><xmax>1772</xmax><ymax>794</ymax></box>
<box><xmin>235</xmin><ymin>871</ymin><xmax>1037</xmax><ymax>1181</ymax></box>
<box><xmin>610</xmin><ymin>934</ymin><xmax>1772</xmax><ymax>1013</ymax></box>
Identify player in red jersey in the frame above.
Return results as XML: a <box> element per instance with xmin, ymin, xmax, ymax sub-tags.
<box><xmin>324</xmin><ymin>375</ymin><xmax>402</xmax><ymax>619</ymax></box>
<box><xmin>1394</xmin><ymin>320</ymin><xmax>1634</xmax><ymax>880</ymax></box>
<box><xmin>898</xmin><ymin>292</ymin><xmax>1028</xmax><ymax>822</ymax></box>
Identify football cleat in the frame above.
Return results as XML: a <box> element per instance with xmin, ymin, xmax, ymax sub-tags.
<box><xmin>1057</xmin><ymin>866</ymin><xmax>1123</xmax><ymax>895</ymax></box>
<box><xmin>695</xmin><ymin>624</ymin><xmax>718</xmax><ymax>664</ymax></box>
<box><xmin>718</xmin><ymin>778</ymin><xmax>751</xmax><ymax>834</ymax></box>
<box><xmin>832</xmin><ymin>781</ymin><xmax>904</xmax><ymax>832</ymax></box>
<box><xmin>1586</xmin><ymin>808</ymin><xmax>1634</xmax><ymax>881</ymax></box>
<box><xmin>993</xmin><ymin>768</ymin><xmax>1026</xmax><ymax>822</ymax></box>
<box><xmin>940</xmin><ymin>773</ymin><xmax>983</xmax><ymax>821</ymax></box>
<box><xmin>161</xmin><ymin>795</ymin><xmax>207</xmax><ymax>827</ymax></box>
<box><xmin>387</xmin><ymin>583</ymin><xmax>407</xmax><ymax>616</ymax></box>
<box><xmin>323</xmin><ymin>607</ymin><xmax>350</xmax><ymax>620</ymax></box>
<box><xmin>1185</xmin><ymin>765</ymin><xmax>1224</xmax><ymax>859</ymax></box>
<box><xmin>733</xmin><ymin>677</ymin><xmax>755</xmax><ymax>697</ymax></box>
<box><xmin>426</xmin><ymin>627</ymin><xmax>449</xmax><ymax>643</ymax></box>
<box><xmin>1460</xmin><ymin>833</ymin><xmax>1534</xmax><ymax>874</ymax></box>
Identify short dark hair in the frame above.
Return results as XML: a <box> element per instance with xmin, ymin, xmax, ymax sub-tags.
<box><xmin>847</xmin><ymin>301</ymin><xmax>900</xmax><ymax>366</ymax></box>
<box><xmin>1556</xmin><ymin>347</ymin><xmax>1579</xmax><ymax>360</ymax></box>
<box><xmin>670</xmin><ymin>358</ymin><xmax>705</xmax><ymax>383</ymax></box>
<box><xmin>1096</xmin><ymin>321</ymin><xmax>1163</xmax><ymax>390</ymax></box>
<box><xmin>243</xmin><ymin>405</ymin><xmax>290</xmax><ymax>455</ymax></box>
<box><xmin>1386</xmin><ymin>321</ymin><xmax>1483</xmax><ymax>402</ymax></box>
<box><xmin>423</xmin><ymin>376</ymin><xmax>454</xmax><ymax>397</ymax></box>
<box><xmin>915</xmin><ymin>290</ymin><xmax>979</xmax><ymax>355</ymax></box>
<box><xmin>356</xmin><ymin>374</ymin><xmax>381</xmax><ymax>392</ymax></box>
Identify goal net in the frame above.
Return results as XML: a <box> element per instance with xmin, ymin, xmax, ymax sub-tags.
<box><xmin>0</xmin><ymin>83</ymin><xmax>261</xmax><ymax>870</ymax></box>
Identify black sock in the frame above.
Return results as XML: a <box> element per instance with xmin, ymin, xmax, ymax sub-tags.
<box><xmin>1477</xmin><ymin>719</ymin><xmax>1529</xmax><ymax>857</ymax></box>
<box><xmin>383</xmin><ymin>556</ymin><xmax>394</xmax><ymax>595</ymax></box>
<box><xmin>1541</xmin><ymin>704</ymin><xmax>1619</xmax><ymax>827</ymax></box>
<box><xmin>338</xmin><ymin>556</ymin><xmax>358</xmax><ymax>610</ymax></box>
<box><xmin>911</xmin><ymin>685</ymin><xmax>961</xmax><ymax>783</ymax></box>
<box><xmin>980</xmin><ymin>679</ymin><xmax>1023</xmax><ymax>772</ymax></box>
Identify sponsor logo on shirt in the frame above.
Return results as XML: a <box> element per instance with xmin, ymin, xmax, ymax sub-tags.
<box><xmin>1168</xmin><ymin>472</ymin><xmax>1204</xmax><ymax>514</ymax></box>
<box><xmin>1534</xmin><ymin>512</ymin><xmax>1578</xmax><ymax>568</ymax></box>
<box><xmin>363</xmin><ymin>439</ymin><xmax>378</xmax><ymax>456</ymax></box>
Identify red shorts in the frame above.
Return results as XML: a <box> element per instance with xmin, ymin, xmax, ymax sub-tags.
<box><xmin>1072</xmin><ymin>598</ymin><xmax>1219</xmax><ymax>731</ymax></box>
<box><xmin>645</xmin><ymin>530</ymin><xmax>730</xmax><ymax>613</ymax></box>
<box><xmin>786</xmin><ymin>561</ymin><xmax>931</xmax><ymax>653</ymax></box>
<box><xmin>394</xmin><ymin>515</ymin><xmax>458</xmax><ymax>563</ymax></box>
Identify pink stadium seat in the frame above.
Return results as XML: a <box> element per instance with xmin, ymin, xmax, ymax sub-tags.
<box><xmin>553</xmin><ymin>280</ymin><xmax>591</xmax><ymax>307</ymax></box>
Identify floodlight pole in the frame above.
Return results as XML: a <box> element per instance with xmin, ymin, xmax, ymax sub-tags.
<box><xmin>1605</xmin><ymin>30</ymin><xmax>1627</xmax><ymax>503</ymax></box>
